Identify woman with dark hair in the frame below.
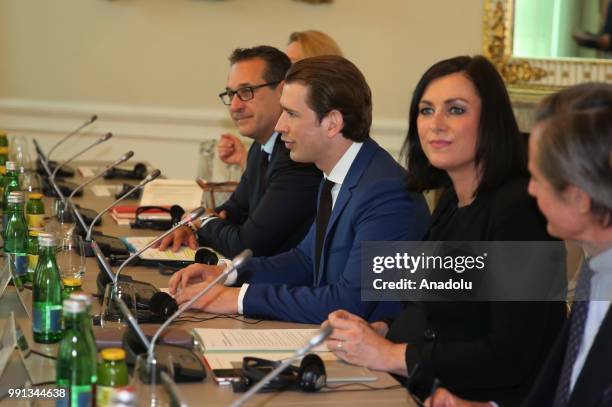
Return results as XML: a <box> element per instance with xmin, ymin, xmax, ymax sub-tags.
<box><xmin>323</xmin><ymin>55</ymin><xmax>566</xmax><ymax>405</ymax></box>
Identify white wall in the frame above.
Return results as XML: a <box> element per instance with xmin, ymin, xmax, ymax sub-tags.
<box><xmin>0</xmin><ymin>0</ymin><xmax>483</xmax><ymax>178</ymax></box>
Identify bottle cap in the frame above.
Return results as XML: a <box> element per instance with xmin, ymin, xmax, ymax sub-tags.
<box><xmin>38</xmin><ymin>233</ymin><xmax>58</xmax><ymax>247</ymax></box>
<box><xmin>7</xmin><ymin>191</ymin><xmax>25</xmax><ymax>204</ymax></box>
<box><xmin>63</xmin><ymin>298</ymin><xmax>85</xmax><ymax>314</ymax></box>
<box><xmin>5</xmin><ymin>161</ymin><xmax>17</xmax><ymax>171</ymax></box>
<box><xmin>28</xmin><ymin>193</ymin><xmax>43</xmax><ymax>200</ymax></box>
<box><xmin>63</xmin><ymin>277</ymin><xmax>82</xmax><ymax>287</ymax></box>
<box><xmin>100</xmin><ymin>348</ymin><xmax>126</xmax><ymax>361</ymax></box>
<box><xmin>69</xmin><ymin>292</ymin><xmax>92</xmax><ymax>306</ymax></box>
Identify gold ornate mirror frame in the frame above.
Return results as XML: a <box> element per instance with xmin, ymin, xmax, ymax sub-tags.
<box><xmin>483</xmin><ymin>0</ymin><xmax>612</xmax><ymax>107</ymax></box>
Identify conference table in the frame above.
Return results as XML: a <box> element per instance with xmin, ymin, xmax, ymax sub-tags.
<box><xmin>0</xmin><ymin>169</ymin><xmax>414</xmax><ymax>406</ymax></box>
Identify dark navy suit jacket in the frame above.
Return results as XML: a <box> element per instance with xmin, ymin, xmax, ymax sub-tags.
<box><xmin>237</xmin><ymin>138</ymin><xmax>430</xmax><ymax>323</ymax></box>
<box><xmin>524</xmin><ymin>306</ymin><xmax>612</xmax><ymax>407</ymax></box>
<box><xmin>198</xmin><ymin>135</ymin><xmax>321</xmax><ymax>258</ymax></box>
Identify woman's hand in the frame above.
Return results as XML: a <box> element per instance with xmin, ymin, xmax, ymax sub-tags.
<box><xmin>323</xmin><ymin>309</ymin><xmax>408</xmax><ymax>375</ymax></box>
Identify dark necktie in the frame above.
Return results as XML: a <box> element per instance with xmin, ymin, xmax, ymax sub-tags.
<box><xmin>315</xmin><ymin>179</ymin><xmax>334</xmax><ymax>279</ymax></box>
<box><xmin>553</xmin><ymin>260</ymin><xmax>594</xmax><ymax>407</ymax></box>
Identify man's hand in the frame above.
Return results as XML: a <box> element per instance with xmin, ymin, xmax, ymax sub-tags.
<box><xmin>168</xmin><ymin>263</ymin><xmax>225</xmax><ymax>295</ymax></box>
<box><xmin>156</xmin><ymin>225</ymin><xmax>197</xmax><ymax>252</ymax></box>
<box><xmin>217</xmin><ymin>134</ymin><xmax>247</xmax><ymax>171</ymax></box>
<box><xmin>425</xmin><ymin>388</ymin><xmax>492</xmax><ymax>407</ymax></box>
<box><xmin>323</xmin><ymin>310</ymin><xmax>407</xmax><ymax>375</ymax></box>
<box><xmin>173</xmin><ymin>280</ymin><xmax>240</xmax><ymax>314</ymax></box>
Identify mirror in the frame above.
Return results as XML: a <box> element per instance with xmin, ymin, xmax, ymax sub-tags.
<box><xmin>513</xmin><ymin>0</ymin><xmax>611</xmax><ymax>59</ymax></box>
<box><xmin>483</xmin><ymin>0</ymin><xmax>612</xmax><ymax>93</ymax></box>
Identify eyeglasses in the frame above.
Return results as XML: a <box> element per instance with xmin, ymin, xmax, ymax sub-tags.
<box><xmin>218</xmin><ymin>81</ymin><xmax>281</xmax><ymax>106</ymax></box>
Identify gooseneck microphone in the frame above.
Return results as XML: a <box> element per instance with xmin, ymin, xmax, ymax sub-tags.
<box><xmin>65</xmin><ymin>151</ymin><xmax>135</xmax><ymax>232</ymax></box>
<box><xmin>33</xmin><ymin>139</ymin><xmax>67</xmax><ymax>203</ymax></box>
<box><xmin>50</xmin><ymin>132</ymin><xmax>113</xmax><ymax>181</ymax></box>
<box><xmin>46</xmin><ymin>114</ymin><xmax>98</xmax><ymax>161</ymax></box>
<box><xmin>67</xmin><ymin>150</ymin><xmax>134</xmax><ymax>200</ymax></box>
<box><xmin>113</xmin><ymin>206</ymin><xmax>206</xmax><ymax>284</ymax></box>
<box><xmin>147</xmin><ymin>249</ymin><xmax>253</xmax><ymax>364</ymax></box>
<box><xmin>230</xmin><ymin>324</ymin><xmax>333</xmax><ymax>407</ymax></box>
<box><xmin>85</xmin><ymin>169</ymin><xmax>161</xmax><ymax>241</ymax></box>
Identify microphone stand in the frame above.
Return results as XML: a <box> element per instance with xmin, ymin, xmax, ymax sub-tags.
<box><xmin>47</xmin><ymin>114</ymin><xmax>98</xmax><ymax>162</ymax></box>
<box><xmin>67</xmin><ymin>150</ymin><xmax>134</xmax><ymax>200</ymax></box>
<box><xmin>85</xmin><ymin>169</ymin><xmax>161</xmax><ymax>241</ymax></box>
<box><xmin>230</xmin><ymin>325</ymin><xmax>333</xmax><ymax>407</ymax></box>
<box><xmin>65</xmin><ymin>151</ymin><xmax>135</xmax><ymax>232</ymax></box>
<box><xmin>146</xmin><ymin>249</ymin><xmax>253</xmax><ymax>365</ymax></box>
<box><xmin>115</xmin><ymin>297</ymin><xmax>188</xmax><ymax>407</ymax></box>
<box><xmin>50</xmin><ymin>132</ymin><xmax>113</xmax><ymax>182</ymax></box>
<box><xmin>113</xmin><ymin>207</ymin><xmax>205</xmax><ymax>284</ymax></box>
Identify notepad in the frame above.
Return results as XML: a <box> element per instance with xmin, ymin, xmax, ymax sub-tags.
<box><xmin>195</xmin><ymin>328</ymin><xmax>377</xmax><ymax>383</ymax></box>
<box><xmin>121</xmin><ymin>236</ymin><xmax>196</xmax><ymax>261</ymax></box>
<box><xmin>194</xmin><ymin>328</ymin><xmax>329</xmax><ymax>353</ymax></box>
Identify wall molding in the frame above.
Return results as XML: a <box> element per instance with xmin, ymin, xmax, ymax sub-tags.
<box><xmin>0</xmin><ymin>98</ymin><xmax>408</xmax><ymax>177</ymax></box>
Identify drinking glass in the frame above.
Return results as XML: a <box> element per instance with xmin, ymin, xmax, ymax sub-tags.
<box><xmin>19</xmin><ymin>170</ymin><xmax>43</xmax><ymax>196</ymax></box>
<box><xmin>9</xmin><ymin>136</ymin><xmax>32</xmax><ymax>170</ymax></box>
<box><xmin>45</xmin><ymin>199</ymin><xmax>75</xmax><ymax>238</ymax></box>
<box><xmin>56</xmin><ymin>235</ymin><xmax>86</xmax><ymax>285</ymax></box>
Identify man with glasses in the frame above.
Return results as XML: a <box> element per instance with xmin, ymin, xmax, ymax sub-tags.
<box><xmin>159</xmin><ymin>46</ymin><xmax>321</xmax><ymax>258</ymax></box>
<box><xmin>168</xmin><ymin>56</ymin><xmax>430</xmax><ymax>324</ymax></box>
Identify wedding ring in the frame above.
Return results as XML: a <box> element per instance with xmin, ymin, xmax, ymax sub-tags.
<box><xmin>336</xmin><ymin>341</ymin><xmax>344</xmax><ymax>350</ymax></box>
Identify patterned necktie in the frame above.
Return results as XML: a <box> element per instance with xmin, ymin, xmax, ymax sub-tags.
<box><xmin>314</xmin><ymin>179</ymin><xmax>335</xmax><ymax>280</ymax></box>
<box><xmin>553</xmin><ymin>260</ymin><xmax>594</xmax><ymax>407</ymax></box>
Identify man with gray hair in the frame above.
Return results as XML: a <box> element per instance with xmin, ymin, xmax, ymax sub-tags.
<box><xmin>426</xmin><ymin>83</ymin><xmax>612</xmax><ymax>407</ymax></box>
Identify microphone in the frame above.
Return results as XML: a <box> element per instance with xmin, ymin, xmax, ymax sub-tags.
<box><xmin>85</xmin><ymin>169</ymin><xmax>161</xmax><ymax>241</ymax></box>
<box><xmin>33</xmin><ymin>138</ymin><xmax>67</xmax><ymax>203</ymax></box>
<box><xmin>113</xmin><ymin>206</ymin><xmax>205</xmax><ymax>284</ymax></box>
<box><xmin>51</xmin><ymin>132</ymin><xmax>113</xmax><ymax>181</ymax></box>
<box><xmin>62</xmin><ymin>151</ymin><xmax>135</xmax><ymax>233</ymax></box>
<box><xmin>147</xmin><ymin>249</ymin><xmax>252</xmax><ymax>364</ymax></box>
<box><xmin>47</xmin><ymin>115</ymin><xmax>98</xmax><ymax>161</ymax></box>
<box><xmin>67</xmin><ymin>150</ymin><xmax>134</xmax><ymax>200</ymax></box>
<box><xmin>230</xmin><ymin>325</ymin><xmax>333</xmax><ymax>407</ymax></box>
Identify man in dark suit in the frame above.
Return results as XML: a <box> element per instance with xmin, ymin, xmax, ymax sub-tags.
<box><xmin>425</xmin><ymin>84</ymin><xmax>612</xmax><ymax>407</ymax></box>
<box><xmin>168</xmin><ymin>56</ymin><xmax>430</xmax><ymax>324</ymax></box>
<box><xmin>158</xmin><ymin>46</ymin><xmax>321</xmax><ymax>258</ymax></box>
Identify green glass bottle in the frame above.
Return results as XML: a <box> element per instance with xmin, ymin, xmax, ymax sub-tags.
<box><xmin>56</xmin><ymin>299</ymin><xmax>94</xmax><ymax>407</ymax></box>
<box><xmin>26</xmin><ymin>192</ymin><xmax>45</xmax><ymax>231</ymax></box>
<box><xmin>68</xmin><ymin>292</ymin><xmax>98</xmax><ymax>385</ymax></box>
<box><xmin>97</xmin><ymin>348</ymin><xmax>129</xmax><ymax>407</ymax></box>
<box><xmin>2</xmin><ymin>161</ymin><xmax>21</xmax><ymax>227</ymax></box>
<box><xmin>32</xmin><ymin>233</ymin><xmax>63</xmax><ymax>343</ymax></box>
<box><xmin>4</xmin><ymin>191</ymin><xmax>29</xmax><ymax>284</ymax></box>
<box><xmin>26</xmin><ymin>229</ymin><xmax>40</xmax><ymax>284</ymax></box>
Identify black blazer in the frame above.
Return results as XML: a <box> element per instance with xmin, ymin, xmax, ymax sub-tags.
<box><xmin>386</xmin><ymin>176</ymin><xmax>567</xmax><ymax>405</ymax></box>
<box><xmin>197</xmin><ymin>135</ymin><xmax>322</xmax><ymax>258</ymax></box>
<box><xmin>524</xmin><ymin>307</ymin><xmax>612</xmax><ymax>407</ymax></box>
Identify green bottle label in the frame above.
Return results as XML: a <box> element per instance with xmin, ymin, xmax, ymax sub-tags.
<box><xmin>33</xmin><ymin>303</ymin><xmax>62</xmax><ymax>334</ymax></box>
<box><xmin>14</xmin><ymin>254</ymin><xmax>27</xmax><ymax>276</ymax></box>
